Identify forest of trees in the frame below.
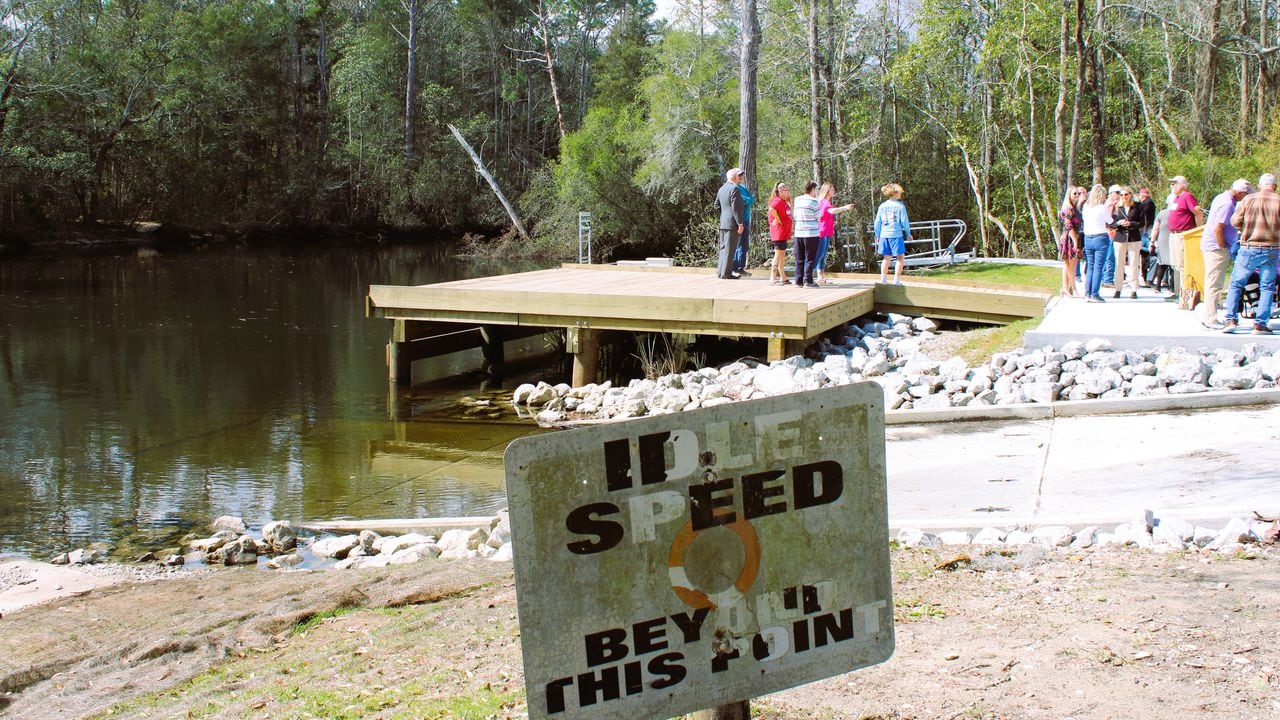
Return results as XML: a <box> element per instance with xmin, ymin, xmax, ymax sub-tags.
<box><xmin>1</xmin><ymin>0</ymin><xmax>1278</xmax><ymax>259</ymax></box>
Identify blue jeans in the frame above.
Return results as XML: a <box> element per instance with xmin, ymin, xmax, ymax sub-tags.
<box><xmin>1101</xmin><ymin>235</ymin><xmax>1116</xmax><ymax>281</ymax></box>
<box><xmin>1083</xmin><ymin>234</ymin><xmax>1110</xmax><ymax>297</ymax></box>
<box><xmin>814</xmin><ymin>236</ymin><xmax>832</xmax><ymax>275</ymax></box>
<box><xmin>732</xmin><ymin>230</ymin><xmax>749</xmax><ymax>272</ymax></box>
<box><xmin>794</xmin><ymin>236</ymin><xmax>817</xmax><ymax>284</ymax></box>
<box><xmin>1224</xmin><ymin>246</ymin><xmax>1279</xmax><ymax>324</ymax></box>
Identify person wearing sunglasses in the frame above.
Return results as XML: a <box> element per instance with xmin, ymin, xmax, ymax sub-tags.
<box><xmin>1109</xmin><ymin>187</ymin><xmax>1142</xmax><ymax>299</ymax></box>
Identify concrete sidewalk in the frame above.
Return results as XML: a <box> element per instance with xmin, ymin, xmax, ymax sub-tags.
<box><xmin>1024</xmin><ymin>287</ymin><xmax>1280</xmax><ymax>352</ymax></box>
<box><xmin>885</xmin><ymin>403</ymin><xmax>1280</xmax><ymax>531</ymax></box>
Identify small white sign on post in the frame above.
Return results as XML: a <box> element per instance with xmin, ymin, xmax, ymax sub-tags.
<box><xmin>504</xmin><ymin>382</ymin><xmax>893</xmax><ymax>720</ymax></box>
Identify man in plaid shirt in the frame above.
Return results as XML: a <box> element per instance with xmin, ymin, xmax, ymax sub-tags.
<box><xmin>1223</xmin><ymin>173</ymin><xmax>1280</xmax><ymax>334</ymax></box>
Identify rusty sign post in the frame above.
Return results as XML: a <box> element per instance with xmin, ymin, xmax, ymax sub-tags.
<box><xmin>504</xmin><ymin>383</ymin><xmax>893</xmax><ymax>720</ymax></box>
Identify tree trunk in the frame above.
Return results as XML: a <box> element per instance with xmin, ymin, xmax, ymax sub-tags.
<box><xmin>0</xmin><ymin>26</ymin><xmax>33</xmax><ymax>139</ymax></box>
<box><xmin>1238</xmin><ymin>0</ymin><xmax>1249</xmax><ymax>151</ymax></box>
<box><xmin>738</xmin><ymin>0</ymin><xmax>761</xmax><ymax>186</ymax></box>
<box><xmin>1054</xmin><ymin>0</ymin><xmax>1070</xmax><ymax>195</ymax></box>
<box><xmin>807</xmin><ymin>0</ymin><xmax>822</xmax><ymax>181</ymax></box>
<box><xmin>1090</xmin><ymin>0</ymin><xmax>1104</xmax><ymax>185</ymax></box>
<box><xmin>447</xmin><ymin>124</ymin><xmax>530</xmax><ymax>241</ymax></box>
<box><xmin>1258</xmin><ymin>0</ymin><xmax>1269</xmax><ymax>136</ymax></box>
<box><xmin>536</xmin><ymin>0</ymin><xmax>567</xmax><ymax>140</ymax></box>
<box><xmin>1192</xmin><ymin>0</ymin><xmax>1223</xmax><ymax>148</ymax></box>
<box><xmin>404</xmin><ymin>0</ymin><xmax>419</xmax><ymax>166</ymax></box>
<box><xmin>1066</xmin><ymin>0</ymin><xmax>1085</xmax><ymax>187</ymax></box>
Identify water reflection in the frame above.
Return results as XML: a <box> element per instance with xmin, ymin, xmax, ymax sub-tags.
<box><xmin>0</xmin><ymin>242</ymin><xmax>542</xmax><ymax>556</ymax></box>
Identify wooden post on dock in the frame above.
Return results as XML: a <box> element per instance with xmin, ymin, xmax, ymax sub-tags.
<box><xmin>567</xmin><ymin>326</ymin><xmax>599</xmax><ymax>386</ymax></box>
<box><xmin>767</xmin><ymin>336</ymin><xmax>806</xmax><ymax>362</ymax></box>
<box><xmin>480</xmin><ymin>325</ymin><xmax>505</xmax><ymax>374</ymax></box>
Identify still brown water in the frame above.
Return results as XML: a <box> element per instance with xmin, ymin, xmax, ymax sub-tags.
<box><xmin>0</xmin><ymin>242</ymin><xmax>544</xmax><ymax>557</ymax></box>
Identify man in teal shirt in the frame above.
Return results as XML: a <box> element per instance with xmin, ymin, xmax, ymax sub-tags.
<box><xmin>732</xmin><ymin>176</ymin><xmax>755</xmax><ymax>276</ymax></box>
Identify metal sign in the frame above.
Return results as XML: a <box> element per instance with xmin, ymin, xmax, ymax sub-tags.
<box><xmin>577</xmin><ymin>211</ymin><xmax>592</xmax><ymax>264</ymax></box>
<box><xmin>504</xmin><ymin>383</ymin><xmax>893</xmax><ymax>720</ymax></box>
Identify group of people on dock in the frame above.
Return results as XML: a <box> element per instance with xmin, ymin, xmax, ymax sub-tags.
<box><xmin>713</xmin><ymin>168</ymin><xmax>912</xmax><ymax>287</ymax></box>
<box><xmin>1058</xmin><ymin>173</ymin><xmax>1280</xmax><ymax>334</ymax></box>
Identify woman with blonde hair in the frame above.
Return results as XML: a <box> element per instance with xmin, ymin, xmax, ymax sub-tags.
<box><xmin>766</xmin><ymin>182</ymin><xmax>793</xmax><ymax>285</ymax></box>
<box><xmin>1058</xmin><ymin>186</ymin><xmax>1084</xmax><ymax>296</ymax></box>
<box><xmin>1080</xmin><ymin>184</ymin><xmax>1114</xmax><ymax>302</ymax></box>
<box><xmin>873</xmin><ymin>183</ymin><xmax>911</xmax><ymax>284</ymax></box>
<box><xmin>815</xmin><ymin>182</ymin><xmax>855</xmax><ymax>284</ymax></box>
<box><xmin>1109</xmin><ymin>186</ymin><xmax>1142</xmax><ymax>299</ymax></box>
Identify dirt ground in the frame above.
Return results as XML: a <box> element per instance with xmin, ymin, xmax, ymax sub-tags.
<box><xmin>0</xmin><ymin>545</ymin><xmax>1276</xmax><ymax>720</ymax></box>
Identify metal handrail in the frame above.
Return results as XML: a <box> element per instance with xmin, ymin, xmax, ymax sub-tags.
<box><xmin>899</xmin><ymin>219</ymin><xmax>969</xmax><ymax>266</ymax></box>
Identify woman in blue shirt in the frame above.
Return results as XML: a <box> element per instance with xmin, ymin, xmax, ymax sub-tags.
<box><xmin>874</xmin><ymin>183</ymin><xmax>912</xmax><ymax>284</ymax></box>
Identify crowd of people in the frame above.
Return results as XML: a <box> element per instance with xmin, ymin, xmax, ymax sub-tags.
<box><xmin>1058</xmin><ymin>173</ymin><xmax>1280</xmax><ymax>335</ymax></box>
<box><xmin>713</xmin><ymin>168</ymin><xmax>911</xmax><ymax>287</ymax></box>
<box><xmin>711</xmin><ymin>166</ymin><xmax>1278</xmax><ymax>337</ymax></box>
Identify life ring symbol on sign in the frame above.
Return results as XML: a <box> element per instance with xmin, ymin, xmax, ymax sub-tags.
<box><xmin>667</xmin><ymin>517</ymin><xmax>761</xmax><ymax>610</ymax></box>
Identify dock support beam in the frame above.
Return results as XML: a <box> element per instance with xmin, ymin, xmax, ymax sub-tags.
<box><xmin>767</xmin><ymin>337</ymin><xmax>806</xmax><ymax>362</ymax></box>
<box><xmin>480</xmin><ymin>325</ymin><xmax>505</xmax><ymax>374</ymax></box>
<box><xmin>567</xmin><ymin>326</ymin><xmax>599</xmax><ymax>386</ymax></box>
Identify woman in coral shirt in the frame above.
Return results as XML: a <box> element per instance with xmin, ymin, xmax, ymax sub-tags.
<box><xmin>767</xmin><ymin>183</ymin><xmax>793</xmax><ymax>285</ymax></box>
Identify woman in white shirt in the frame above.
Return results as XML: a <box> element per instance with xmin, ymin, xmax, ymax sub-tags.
<box><xmin>1080</xmin><ymin>184</ymin><xmax>1116</xmax><ymax>303</ymax></box>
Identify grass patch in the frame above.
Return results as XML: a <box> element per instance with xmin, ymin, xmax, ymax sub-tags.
<box><xmin>949</xmin><ymin>317</ymin><xmax>1042</xmax><ymax>366</ymax></box>
<box><xmin>893</xmin><ymin>595</ymin><xmax>947</xmax><ymax>622</ymax></box>
<box><xmin>914</xmin><ymin>262</ymin><xmax>1059</xmax><ymax>290</ymax></box>
<box><xmin>289</xmin><ymin>605</ymin><xmax>365</xmax><ymax>636</ymax></box>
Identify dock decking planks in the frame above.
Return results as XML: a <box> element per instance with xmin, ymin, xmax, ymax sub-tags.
<box><xmin>368</xmin><ymin>264</ymin><xmax>1051</xmax><ymax>384</ymax></box>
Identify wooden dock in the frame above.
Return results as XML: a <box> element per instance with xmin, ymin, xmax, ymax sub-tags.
<box><xmin>367</xmin><ymin>264</ymin><xmax>1050</xmax><ymax>385</ymax></box>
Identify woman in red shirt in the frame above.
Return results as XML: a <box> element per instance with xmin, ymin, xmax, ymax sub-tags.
<box><xmin>767</xmin><ymin>183</ymin><xmax>793</xmax><ymax>285</ymax></box>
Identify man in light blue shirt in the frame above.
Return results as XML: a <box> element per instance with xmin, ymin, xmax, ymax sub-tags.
<box><xmin>1199</xmin><ymin>178</ymin><xmax>1250</xmax><ymax>327</ymax></box>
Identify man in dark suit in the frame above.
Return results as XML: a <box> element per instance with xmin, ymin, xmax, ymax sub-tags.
<box><xmin>713</xmin><ymin>168</ymin><xmax>745</xmax><ymax>279</ymax></box>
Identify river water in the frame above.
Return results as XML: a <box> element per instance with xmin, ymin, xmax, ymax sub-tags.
<box><xmin>0</xmin><ymin>241</ymin><xmax>544</xmax><ymax>557</ymax></box>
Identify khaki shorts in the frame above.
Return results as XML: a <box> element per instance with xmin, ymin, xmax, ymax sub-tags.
<box><xmin>1169</xmin><ymin>231</ymin><xmax>1186</xmax><ymax>270</ymax></box>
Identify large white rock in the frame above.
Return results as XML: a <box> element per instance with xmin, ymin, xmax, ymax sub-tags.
<box><xmin>526</xmin><ymin>382</ymin><xmax>558</xmax><ymax>406</ymax></box>
<box><xmin>267</xmin><ymin>553</ymin><xmax>304</xmax><ymax>570</ymax></box>
<box><xmin>972</xmin><ymin>527</ymin><xmax>1007</xmax><ymax>545</ymax></box>
<box><xmin>1070</xmin><ymin>526</ymin><xmax>1099</xmax><ymax>549</ymax></box>
<box><xmin>752</xmin><ymin>364</ymin><xmax>802</xmax><ymax>396</ymax></box>
<box><xmin>311</xmin><ymin>534</ymin><xmax>360</xmax><ymax>559</ymax></box>
<box><xmin>938</xmin><ymin>531</ymin><xmax>973</xmax><ymax>545</ymax></box>
<box><xmin>212</xmin><ymin>515</ymin><xmax>247</xmax><ymax>534</ymax></box>
<box><xmin>190</xmin><ymin>530</ymin><xmax>238</xmax><ymax>553</ymax></box>
<box><xmin>1208</xmin><ymin>363</ymin><xmax>1261</xmax><ymax>389</ymax></box>
<box><xmin>261</xmin><ymin>520</ymin><xmax>297</xmax><ymax>553</ymax></box>
<box><xmin>1031</xmin><ymin>525</ymin><xmax>1074</xmax><ymax>547</ymax></box>
<box><xmin>912</xmin><ymin>316</ymin><xmax>939</xmax><ymax>332</ymax></box>
<box><xmin>489</xmin><ymin>543</ymin><xmax>514</xmax><ymax>562</ymax></box>
<box><xmin>912</xmin><ymin>393</ymin><xmax>953</xmax><ymax>410</ymax></box>
<box><xmin>1207</xmin><ymin>517</ymin><xmax>1253</xmax><ymax>550</ymax></box>
<box><xmin>1060</xmin><ymin>341</ymin><xmax>1087</xmax><ymax>360</ymax></box>
<box><xmin>1152</xmin><ymin>517</ymin><xmax>1195</xmax><ymax>545</ymax></box>
<box><xmin>487</xmin><ymin>515</ymin><xmax>512</xmax><ymax>549</ymax></box>
<box><xmin>387</xmin><ymin>544</ymin><xmax>440</xmax><ymax>564</ymax></box>
<box><xmin>512</xmin><ymin>383</ymin><xmax>536</xmax><ymax>404</ymax></box>
<box><xmin>1157</xmin><ymin>353</ymin><xmax>1208</xmax><ymax>385</ymax></box>
<box><xmin>1024</xmin><ymin>382</ymin><xmax>1058</xmax><ymax>404</ymax></box>
<box><xmin>439</xmin><ymin>527</ymin><xmax>489</xmax><ymax>552</ymax></box>
<box><xmin>1255</xmin><ymin>355</ymin><xmax>1280</xmax><ymax>381</ymax></box>
<box><xmin>1129</xmin><ymin>375</ymin><xmax>1164</xmax><ymax>395</ymax></box>
<box><xmin>375</xmin><ymin>532</ymin><xmax>434</xmax><ymax>556</ymax></box>
<box><xmin>896</xmin><ymin>528</ymin><xmax>940</xmax><ymax>548</ymax></box>
<box><xmin>1084</xmin><ymin>338</ymin><xmax>1113</xmax><ymax>353</ymax></box>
